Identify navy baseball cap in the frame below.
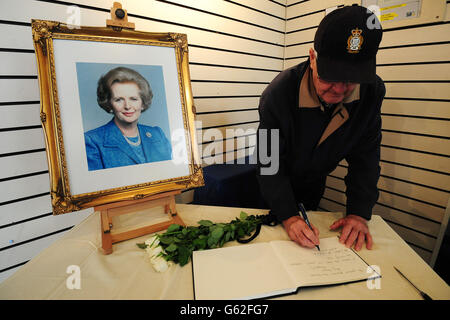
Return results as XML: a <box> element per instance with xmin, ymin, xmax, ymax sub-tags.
<box><xmin>314</xmin><ymin>4</ymin><xmax>383</xmax><ymax>83</ymax></box>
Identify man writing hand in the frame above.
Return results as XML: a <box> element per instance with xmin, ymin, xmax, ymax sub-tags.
<box><xmin>283</xmin><ymin>214</ymin><xmax>373</xmax><ymax>251</ymax></box>
<box><xmin>256</xmin><ymin>5</ymin><xmax>383</xmax><ymax>251</ymax></box>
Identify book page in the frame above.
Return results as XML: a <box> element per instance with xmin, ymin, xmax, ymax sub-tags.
<box><xmin>193</xmin><ymin>242</ymin><xmax>296</xmax><ymax>300</ymax></box>
<box><xmin>270</xmin><ymin>237</ymin><xmax>371</xmax><ymax>287</ymax></box>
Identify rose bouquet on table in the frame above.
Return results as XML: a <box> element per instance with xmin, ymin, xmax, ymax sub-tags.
<box><xmin>137</xmin><ymin>211</ymin><xmax>264</xmax><ymax>272</ymax></box>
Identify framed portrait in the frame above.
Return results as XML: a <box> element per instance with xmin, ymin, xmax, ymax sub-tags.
<box><xmin>31</xmin><ymin>19</ymin><xmax>203</xmax><ymax>215</ymax></box>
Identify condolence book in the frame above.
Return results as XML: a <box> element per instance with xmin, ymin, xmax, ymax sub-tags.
<box><xmin>192</xmin><ymin>236</ymin><xmax>379</xmax><ymax>300</ymax></box>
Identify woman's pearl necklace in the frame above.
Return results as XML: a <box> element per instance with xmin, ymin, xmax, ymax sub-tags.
<box><xmin>123</xmin><ymin>131</ymin><xmax>141</xmax><ymax>146</ymax></box>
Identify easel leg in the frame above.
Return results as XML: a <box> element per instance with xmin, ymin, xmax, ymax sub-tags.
<box><xmin>165</xmin><ymin>195</ymin><xmax>177</xmax><ymax>216</ymax></box>
<box><xmin>100</xmin><ymin>210</ymin><xmax>113</xmax><ymax>254</ymax></box>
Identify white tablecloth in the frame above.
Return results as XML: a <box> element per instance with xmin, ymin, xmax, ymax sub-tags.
<box><xmin>0</xmin><ymin>204</ymin><xmax>449</xmax><ymax>299</ymax></box>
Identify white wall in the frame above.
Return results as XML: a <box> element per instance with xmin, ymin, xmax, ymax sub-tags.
<box><xmin>0</xmin><ymin>0</ymin><xmax>286</xmax><ymax>282</ymax></box>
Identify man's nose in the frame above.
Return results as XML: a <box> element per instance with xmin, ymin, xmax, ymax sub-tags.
<box><xmin>332</xmin><ymin>82</ymin><xmax>347</xmax><ymax>93</ymax></box>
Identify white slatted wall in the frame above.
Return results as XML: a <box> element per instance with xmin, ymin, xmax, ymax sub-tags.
<box><xmin>285</xmin><ymin>0</ymin><xmax>450</xmax><ymax>265</ymax></box>
<box><xmin>0</xmin><ymin>0</ymin><xmax>286</xmax><ymax>282</ymax></box>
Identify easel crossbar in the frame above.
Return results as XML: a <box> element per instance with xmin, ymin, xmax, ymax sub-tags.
<box><xmin>97</xmin><ymin>190</ymin><xmax>184</xmax><ymax>254</ymax></box>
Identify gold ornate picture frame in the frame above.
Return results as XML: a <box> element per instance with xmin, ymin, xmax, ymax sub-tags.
<box><xmin>31</xmin><ymin>19</ymin><xmax>203</xmax><ymax>215</ymax></box>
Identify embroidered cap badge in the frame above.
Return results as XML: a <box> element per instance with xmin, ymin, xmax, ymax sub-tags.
<box><xmin>347</xmin><ymin>28</ymin><xmax>363</xmax><ymax>53</ymax></box>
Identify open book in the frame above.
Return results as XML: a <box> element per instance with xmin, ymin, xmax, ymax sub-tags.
<box><xmin>192</xmin><ymin>236</ymin><xmax>379</xmax><ymax>300</ymax></box>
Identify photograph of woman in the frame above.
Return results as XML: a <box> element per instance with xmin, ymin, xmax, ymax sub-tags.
<box><xmin>84</xmin><ymin>67</ymin><xmax>172</xmax><ymax>171</ymax></box>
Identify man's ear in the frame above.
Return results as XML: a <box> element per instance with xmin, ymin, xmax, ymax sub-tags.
<box><xmin>309</xmin><ymin>48</ymin><xmax>316</xmax><ymax>70</ymax></box>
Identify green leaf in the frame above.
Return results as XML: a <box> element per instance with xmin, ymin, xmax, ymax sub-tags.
<box><xmin>167</xmin><ymin>224</ymin><xmax>181</xmax><ymax>233</ymax></box>
<box><xmin>240</xmin><ymin>211</ymin><xmax>248</xmax><ymax>220</ymax></box>
<box><xmin>159</xmin><ymin>236</ymin><xmax>175</xmax><ymax>245</ymax></box>
<box><xmin>211</xmin><ymin>227</ymin><xmax>224</xmax><ymax>240</ymax></box>
<box><xmin>136</xmin><ymin>243</ymin><xmax>147</xmax><ymax>249</ymax></box>
<box><xmin>190</xmin><ymin>228</ymin><xmax>201</xmax><ymax>237</ymax></box>
<box><xmin>178</xmin><ymin>246</ymin><xmax>191</xmax><ymax>266</ymax></box>
<box><xmin>198</xmin><ymin>220</ymin><xmax>213</xmax><ymax>226</ymax></box>
<box><xmin>193</xmin><ymin>238</ymin><xmax>207</xmax><ymax>250</ymax></box>
<box><xmin>207</xmin><ymin>236</ymin><xmax>218</xmax><ymax>248</ymax></box>
<box><xmin>165</xmin><ymin>243</ymin><xmax>178</xmax><ymax>252</ymax></box>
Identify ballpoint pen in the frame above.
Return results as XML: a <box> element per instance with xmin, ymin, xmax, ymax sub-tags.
<box><xmin>393</xmin><ymin>266</ymin><xmax>432</xmax><ymax>300</ymax></box>
<box><xmin>298</xmin><ymin>203</ymin><xmax>320</xmax><ymax>251</ymax></box>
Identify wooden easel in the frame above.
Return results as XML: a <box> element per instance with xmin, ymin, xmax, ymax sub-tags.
<box><xmin>106</xmin><ymin>2</ymin><xmax>135</xmax><ymax>30</ymax></box>
<box><xmin>96</xmin><ymin>190</ymin><xmax>184</xmax><ymax>254</ymax></box>
<box><xmin>97</xmin><ymin>3</ymin><xmax>185</xmax><ymax>254</ymax></box>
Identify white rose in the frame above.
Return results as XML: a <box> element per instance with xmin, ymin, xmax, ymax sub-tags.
<box><xmin>151</xmin><ymin>256</ymin><xmax>169</xmax><ymax>273</ymax></box>
<box><xmin>145</xmin><ymin>247</ymin><xmax>154</xmax><ymax>257</ymax></box>
<box><xmin>142</xmin><ymin>236</ymin><xmax>172</xmax><ymax>273</ymax></box>
<box><xmin>145</xmin><ymin>235</ymin><xmax>159</xmax><ymax>248</ymax></box>
<box><xmin>147</xmin><ymin>245</ymin><xmax>163</xmax><ymax>260</ymax></box>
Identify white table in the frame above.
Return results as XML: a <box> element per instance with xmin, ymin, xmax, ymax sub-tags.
<box><xmin>0</xmin><ymin>204</ymin><xmax>449</xmax><ymax>300</ymax></box>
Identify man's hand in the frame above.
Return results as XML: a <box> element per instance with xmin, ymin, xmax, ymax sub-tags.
<box><xmin>329</xmin><ymin>214</ymin><xmax>373</xmax><ymax>251</ymax></box>
<box><xmin>282</xmin><ymin>216</ymin><xmax>320</xmax><ymax>249</ymax></box>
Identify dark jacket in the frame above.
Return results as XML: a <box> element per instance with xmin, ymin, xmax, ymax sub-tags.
<box><xmin>84</xmin><ymin>119</ymin><xmax>172</xmax><ymax>171</ymax></box>
<box><xmin>256</xmin><ymin>60</ymin><xmax>385</xmax><ymax>222</ymax></box>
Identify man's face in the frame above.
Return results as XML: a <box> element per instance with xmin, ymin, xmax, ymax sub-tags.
<box><xmin>309</xmin><ymin>49</ymin><xmax>357</xmax><ymax>104</ymax></box>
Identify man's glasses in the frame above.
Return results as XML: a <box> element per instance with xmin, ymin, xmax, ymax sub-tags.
<box><xmin>317</xmin><ymin>75</ymin><xmax>356</xmax><ymax>89</ymax></box>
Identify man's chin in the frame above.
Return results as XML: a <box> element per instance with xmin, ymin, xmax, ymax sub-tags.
<box><xmin>322</xmin><ymin>95</ymin><xmax>344</xmax><ymax>104</ymax></box>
